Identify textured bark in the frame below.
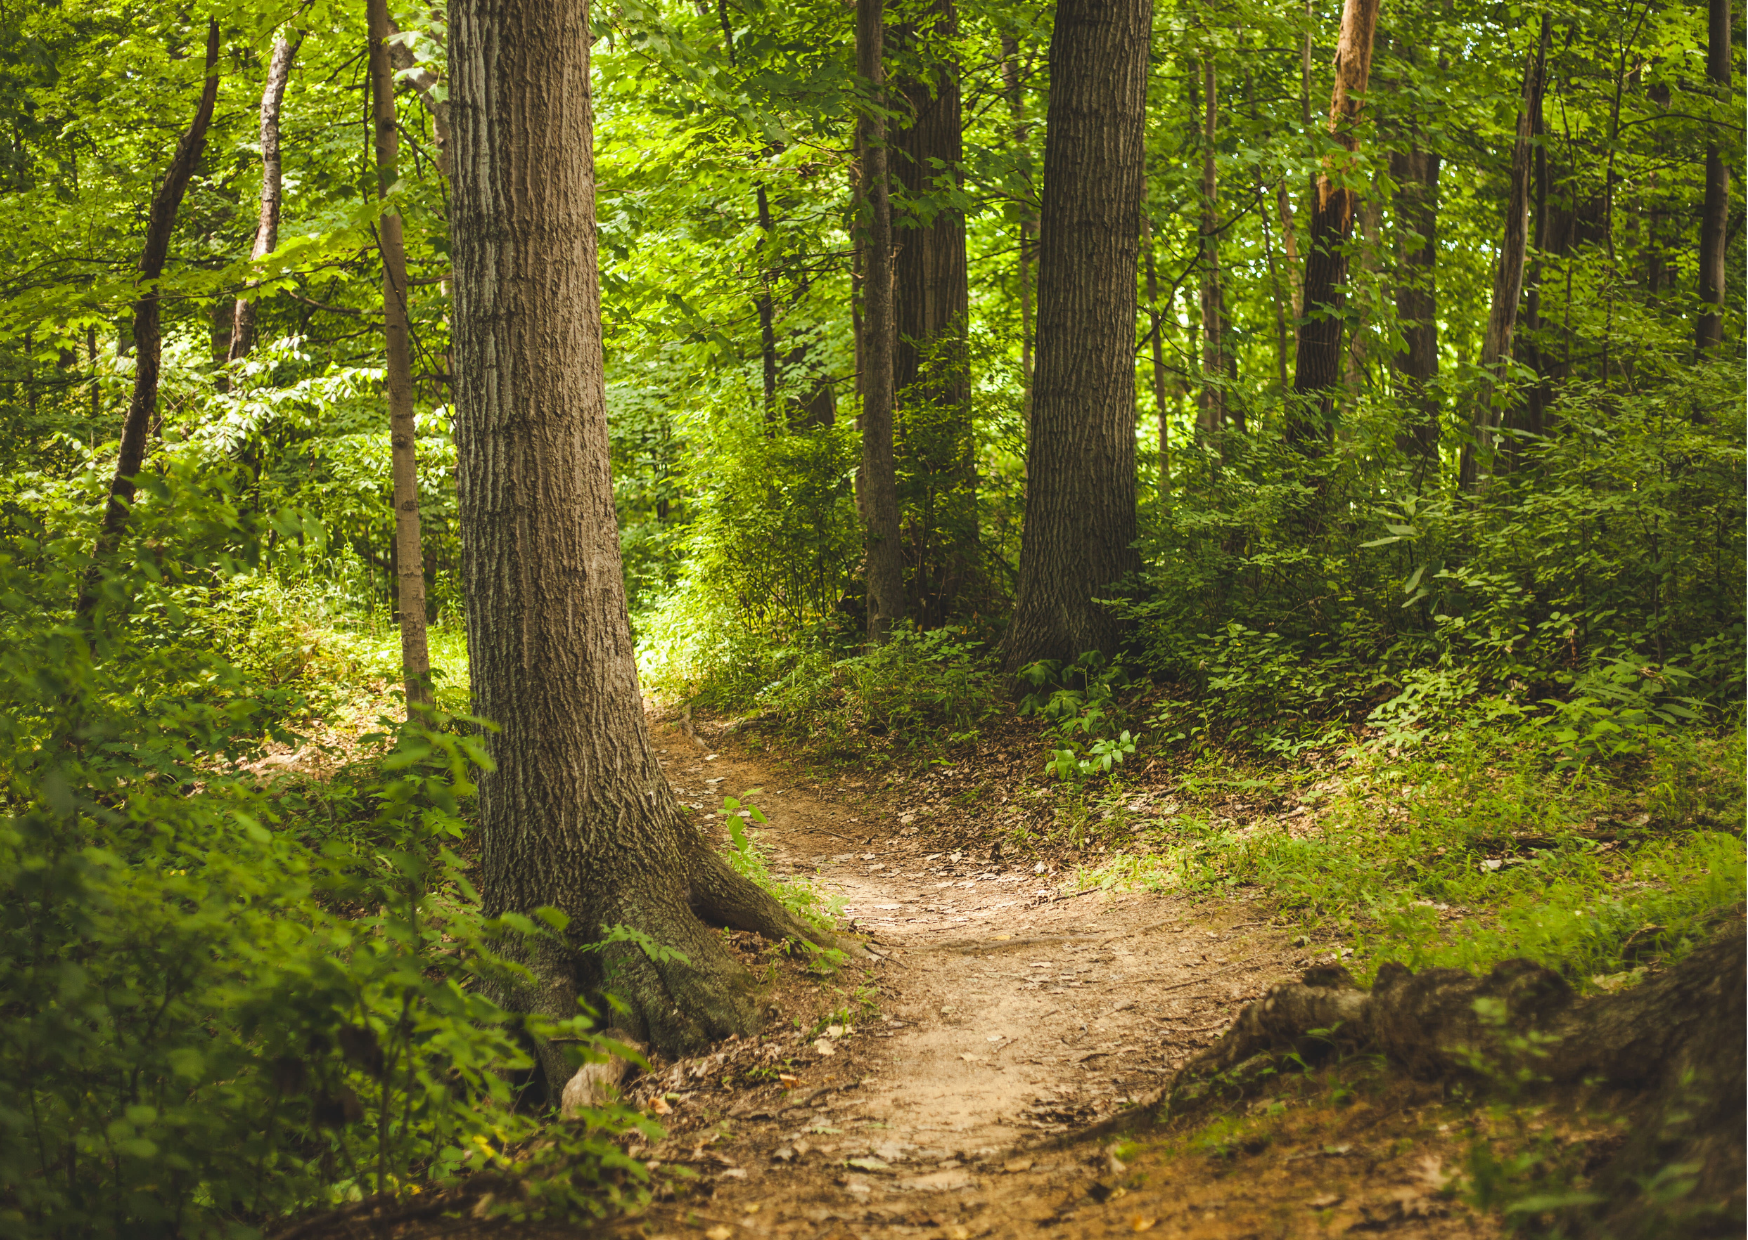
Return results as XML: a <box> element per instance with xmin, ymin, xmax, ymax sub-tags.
<box><xmin>1196</xmin><ymin>58</ymin><xmax>1226</xmax><ymax>435</ymax></box>
<box><xmin>892</xmin><ymin>0</ymin><xmax>976</xmax><ymax>625</ymax></box>
<box><xmin>1389</xmin><ymin>147</ymin><xmax>1440</xmax><ymax>461</ymax></box>
<box><xmin>755</xmin><ymin>184</ymin><xmax>779</xmax><ymax>419</ymax></box>
<box><xmin>1286</xmin><ymin>0</ymin><xmax>1381</xmax><ymax>450</ymax></box>
<box><xmin>369</xmin><ymin>0</ymin><xmax>432</xmax><ymax>705</ymax></box>
<box><xmin>1460</xmin><ymin>20</ymin><xmax>1547</xmax><ymax>491</ymax></box>
<box><xmin>77</xmin><ymin>21</ymin><xmax>221</xmax><ymax>619</ymax></box>
<box><xmin>1003</xmin><ymin>0</ymin><xmax>1149</xmax><ymax>671</ymax></box>
<box><xmin>448</xmin><ymin>0</ymin><xmax>832</xmax><ymax>1070</ymax></box>
<box><xmin>1696</xmin><ymin>0</ymin><xmax>1731</xmax><ymax>356</ymax></box>
<box><xmin>857</xmin><ymin>0</ymin><xmax>904</xmax><ymax>643</ymax></box>
<box><xmin>229</xmin><ymin>32</ymin><xmax>300</xmax><ymax>366</ymax></box>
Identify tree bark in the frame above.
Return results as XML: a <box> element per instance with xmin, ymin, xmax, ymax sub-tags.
<box><xmin>1196</xmin><ymin>57</ymin><xmax>1226</xmax><ymax>435</ymax></box>
<box><xmin>229</xmin><ymin>31</ymin><xmax>301</xmax><ymax>367</ymax></box>
<box><xmin>755</xmin><ymin>184</ymin><xmax>779</xmax><ymax>420</ymax></box>
<box><xmin>1003</xmin><ymin>0</ymin><xmax>1149</xmax><ymax>672</ymax></box>
<box><xmin>448</xmin><ymin>0</ymin><xmax>832</xmax><ymax>1071</ymax></box>
<box><xmin>892</xmin><ymin>0</ymin><xmax>975</xmax><ymax>625</ymax></box>
<box><xmin>857</xmin><ymin>0</ymin><xmax>904</xmax><ymax>643</ymax></box>
<box><xmin>368</xmin><ymin>0</ymin><xmax>432</xmax><ymax>707</ymax></box>
<box><xmin>77</xmin><ymin>20</ymin><xmax>221</xmax><ymax>620</ymax></box>
<box><xmin>1460</xmin><ymin>19</ymin><xmax>1548</xmax><ymax>492</ymax></box>
<box><xmin>1696</xmin><ymin>0</ymin><xmax>1731</xmax><ymax>356</ymax></box>
<box><xmin>1389</xmin><ymin>147</ymin><xmax>1440</xmax><ymax>462</ymax></box>
<box><xmin>1286</xmin><ymin>0</ymin><xmax>1382</xmax><ymax>451</ymax></box>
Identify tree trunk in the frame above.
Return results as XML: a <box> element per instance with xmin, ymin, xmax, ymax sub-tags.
<box><xmin>385</xmin><ymin>14</ymin><xmax>450</xmax><ymax>176</ymax></box>
<box><xmin>1696</xmin><ymin>0</ymin><xmax>1731</xmax><ymax>356</ymax></box>
<box><xmin>229</xmin><ymin>32</ymin><xmax>300</xmax><ymax>367</ymax></box>
<box><xmin>368</xmin><ymin>0</ymin><xmax>432</xmax><ymax>708</ymax></box>
<box><xmin>1459</xmin><ymin>19</ymin><xmax>1548</xmax><ymax>491</ymax></box>
<box><xmin>1143</xmin><ymin>220</ymin><xmax>1171</xmax><ymax>492</ymax></box>
<box><xmin>1389</xmin><ymin>147</ymin><xmax>1440</xmax><ymax>462</ymax></box>
<box><xmin>1286</xmin><ymin>0</ymin><xmax>1382</xmax><ymax>451</ymax></box>
<box><xmin>1001</xmin><ymin>33</ymin><xmax>1035</xmax><ymax>401</ymax></box>
<box><xmin>77</xmin><ymin>20</ymin><xmax>221</xmax><ymax>620</ymax></box>
<box><xmin>1196</xmin><ymin>57</ymin><xmax>1225</xmax><ymax>435</ymax></box>
<box><xmin>1003</xmin><ymin>0</ymin><xmax>1149</xmax><ymax>672</ymax></box>
<box><xmin>857</xmin><ymin>0</ymin><xmax>904</xmax><ymax>643</ymax></box>
<box><xmin>755</xmin><ymin>184</ymin><xmax>779</xmax><ymax>420</ymax></box>
<box><xmin>448</xmin><ymin>0</ymin><xmax>831</xmax><ymax>1072</ymax></box>
<box><xmin>892</xmin><ymin>0</ymin><xmax>975</xmax><ymax>626</ymax></box>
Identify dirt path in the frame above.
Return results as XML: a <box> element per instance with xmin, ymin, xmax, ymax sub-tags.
<box><xmin>613</xmin><ymin>728</ymin><xmax>1491</xmax><ymax>1240</ymax></box>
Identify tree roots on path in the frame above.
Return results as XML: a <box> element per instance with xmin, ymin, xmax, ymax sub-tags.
<box><xmin>1125</xmin><ymin>927</ymin><xmax>1745</xmax><ymax>1236</ymax></box>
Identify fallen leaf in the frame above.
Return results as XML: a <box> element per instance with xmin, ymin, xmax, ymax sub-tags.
<box><xmin>1131</xmin><ymin>1218</ymin><xmax>1158</xmax><ymax>1232</ymax></box>
<box><xmin>1003</xmin><ymin>1158</ymin><xmax>1034</xmax><ymax>1173</ymax></box>
<box><xmin>649</xmin><ymin>1096</ymin><xmax>672</xmax><ymax>1115</ymax></box>
<box><xmin>743</xmin><ymin>1200</ymin><xmax>762</xmax><ymax>1214</ymax></box>
<box><xmin>813</xmin><ymin>1039</ymin><xmax>836</xmax><ymax>1056</ymax></box>
<box><xmin>705</xmin><ymin>1228</ymin><xmax>732</xmax><ymax>1240</ymax></box>
<box><xmin>958</xmin><ymin>1053</ymin><xmax>986</xmax><ymax>1062</ymax></box>
<box><xmin>944</xmin><ymin>1226</ymin><xmax>973</xmax><ymax>1240</ymax></box>
<box><xmin>778</xmin><ymin>1072</ymin><xmax>800</xmax><ymax>1085</ymax></box>
<box><xmin>1308</xmin><ymin>1193</ymin><xmax>1342</xmax><ymax>1208</ymax></box>
<box><xmin>847</xmin><ymin>1156</ymin><xmax>893</xmax><ymax>1173</ymax></box>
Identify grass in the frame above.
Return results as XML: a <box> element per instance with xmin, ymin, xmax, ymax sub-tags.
<box><xmin>1061</xmin><ymin>725</ymin><xmax>1745</xmax><ymax>986</ymax></box>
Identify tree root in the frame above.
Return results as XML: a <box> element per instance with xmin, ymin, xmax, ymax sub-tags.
<box><xmin>1132</xmin><ymin>927</ymin><xmax>1745</xmax><ymax>1235</ymax></box>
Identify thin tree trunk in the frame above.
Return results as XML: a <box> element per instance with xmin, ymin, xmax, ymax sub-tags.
<box><xmin>1287</xmin><ymin>0</ymin><xmax>1382</xmax><ymax>451</ymax></box>
<box><xmin>1003</xmin><ymin>0</ymin><xmax>1150</xmax><ymax>671</ymax></box>
<box><xmin>1197</xmin><ymin>56</ymin><xmax>1225</xmax><ymax>435</ymax></box>
<box><xmin>77</xmin><ymin>20</ymin><xmax>221</xmax><ymax>620</ymax></box>
<box><xmin>385</xmin><ymin>14</ymin><xmax>450</xmax><ymax>176</ymax></box>
<box><xmin>755</xmin><ymin>184</ymin><xmax>779</xmax><ymax>419</ymax></box>
<box><xmin>1460</xmin><ymin>18</ymin><xmax>1548</xmax><ymax>491</ymax></box>
<box><xmin>1001</xmin><ymin>33</ymin><xmax>1035</xmax><ymax>402</ymax></box>
<box><xmin>449</xmin><ymin>0</ymin><xmax>831</xmax><ymax>1075</ymax></box>
<box><xmin>1343</xmin><ymin>190</ymin><xmax>1381</xmax><ymax>398</ymax></box>
<box><xmin>229</xmin><ymin>32</ymin><xmax>301</xmax><ymax>367</ymax></box>
<box><xmin>368</xmin><ymin>0</ymin><xmax>432</xmax><ymax>707</ymax></box>
<box><xmin>858</xmin><ymin>0</ymin><xmax>903</xmax><ymax>642</ymax></box>
<box><xmin>1696</xmin><ymin>0</ymin><xmax>1731</xmax><ymax>356</ymax></box>
<box><xmin>1389</xmin><ymin>147</ymin><xmax>1441</xmax><ymax>462</ymax></box>
<box><xmin>1278</xmin><ymin>183</ymin><xmax>1302</xmax><ymax>320</ymax></box>
<box><xmin>893</xmin><ymin>0</ymin><xmax>975</xmax><ymax>624</ymax></box>
<box><xmin>1143</xmin><ymin>220</ymin><xmax>1171</xmax><ymax>491</ymax></box>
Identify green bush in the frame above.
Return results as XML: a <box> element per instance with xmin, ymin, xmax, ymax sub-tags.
<box><xmin>0</xmin><ymin>503</ymin><xmax>652</xmax><ymax>1239</ymax></box>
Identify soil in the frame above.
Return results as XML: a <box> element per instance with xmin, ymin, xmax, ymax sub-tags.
<box><xmin>594</xmin><ymin>723</ymin><xmax>1503</xmax><ymax>1240</ymax></box>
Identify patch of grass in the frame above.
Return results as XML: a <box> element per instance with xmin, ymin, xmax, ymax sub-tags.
<box><xmin>1069</xmin><ymin>726</ymin><xmax>1745</xmax><ymax>983</ymax></box>
<box><xmin>719</xmin><ymin>791</ymin><xmax>847</xmax><ymax>933</ymax></box>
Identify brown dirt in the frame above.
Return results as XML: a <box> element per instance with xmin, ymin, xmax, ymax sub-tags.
<box><xmin>593</xmin><ymin>724</ymin><xmax>1502</xmax><ymax>1240</ymax></box>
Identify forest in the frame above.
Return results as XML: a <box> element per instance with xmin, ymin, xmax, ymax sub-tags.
<box><xmin>0</xmin><ymin>0</ymin><xmax>1742</xmax><ymax>1235</ymax></box>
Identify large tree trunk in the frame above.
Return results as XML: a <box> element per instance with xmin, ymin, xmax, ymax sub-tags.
<box><xmin>1696</xmin><ymin>0</ymin><xmax>1732</xmax><ymax>356</ymax></box>
<box><xmin>1459</xmin><ymin>19</ymin><xmax>1548</xmax><ymax>492</ymax></box>
<box><xmin>857</xmin><ymin>0</ymin><xmax>904</xmax><ymax>643</ymax></box>
<box><xmin>368</xmin><ymin>0</ymin><xmax>432</xmax><ymax>708</ymax></box>
<box><xmin>448</xmin><ymin>0</ymin><xmax>833</xmax><ymax>1073</ymax></box>
<box><xmin>892</xmin><ymin>0</ymin><xmax>976</xmax><ymax>626</ymax></box>
<box><xmin>1196</xmin><ymin>57</ymin><xmax>1225</xmax><ymax>436</ymax></box>
<box><xmin>228</xmin><ymin>31</ymin><xmax>300</xmax><ymax>367</ymax></box>
<box><xmin>1286</xmin><ymin>0</ymin><xmax>1381</xmax><ymax>451</ymax></box>
<box><xmin>77</xmin><ymin>21</ymin><xmax>221</xmax><ymax>620</ymax></box>
<box><xmin>1002</xmin><ymin>0</ymin><xmax>1149</xmax><ymax>671</ymax></box>
<box><xmin>1389</xmin><ymin>147</ymin><xmax>1440</xmax><ymax>462</ymax></box>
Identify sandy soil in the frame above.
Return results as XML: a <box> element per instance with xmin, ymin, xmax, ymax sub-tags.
<box><xmin>598</xmin><ymin>726</ymin><xmax>1496</xmax><ymax>1240</ymax></box>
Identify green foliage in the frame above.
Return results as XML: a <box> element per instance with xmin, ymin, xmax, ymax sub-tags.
<box><xmin>720</xmin><ymin>791</ymin><xmax>845</xmax><ymax>933</ymax></box>
<box><xmin>1069</xmin><ymin>725</ymin><xmax>1745</xmax><ymax>985</ymax></box>
<box><xmin>0</xmin><ymin>532</ymin><xmax>653</xmax><ymax>1238</ymax></box>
